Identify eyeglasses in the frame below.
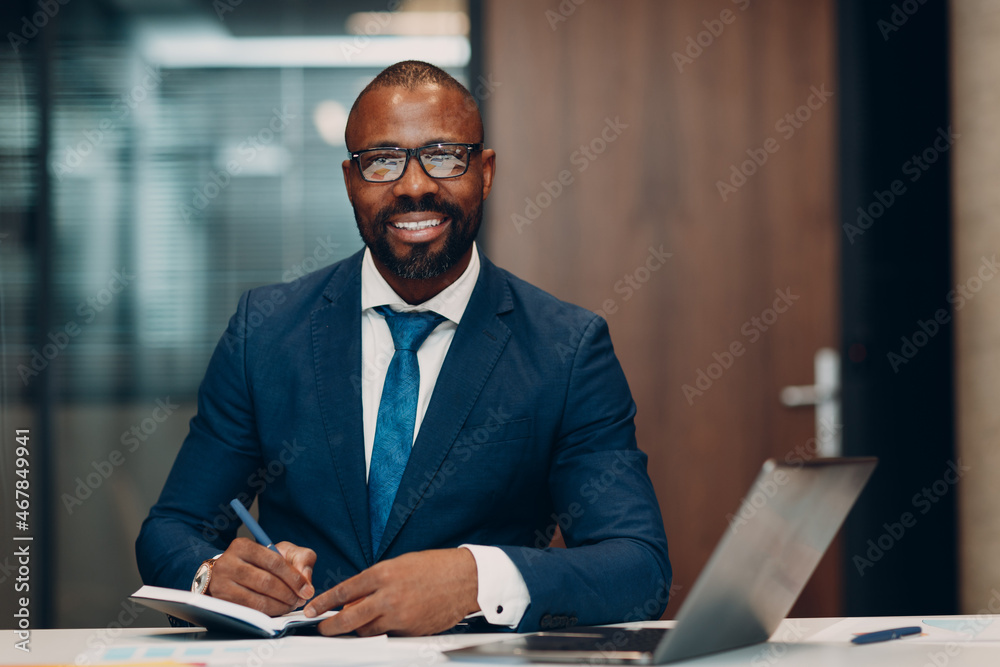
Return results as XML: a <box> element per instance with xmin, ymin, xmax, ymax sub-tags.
<box><xmin>349</xmin><ymin>143</ymin><xmax>483</xmax><ymax>183</ymax></box>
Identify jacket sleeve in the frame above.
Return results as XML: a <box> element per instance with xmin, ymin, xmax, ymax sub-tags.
<box><xmin>499</xmin><ymin>314</ymin><xmax>672</xmax><ymax>632</ymax></box>
<box><xmin>135</xmin><ymin>290</ymin><xmax>265</xmax><ymax>590</ymax></box>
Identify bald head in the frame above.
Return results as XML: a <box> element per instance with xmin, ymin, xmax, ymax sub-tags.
<box><xmin>345</xmin><ymin>60</ymin><xmax>483</xmax><ymax>148</ymax></box>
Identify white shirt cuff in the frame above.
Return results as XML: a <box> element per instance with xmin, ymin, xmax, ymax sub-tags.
<box><xmin>460</xmin><ymin>544</ymin><xmax>531</xmax><ymax>628</ymax></box>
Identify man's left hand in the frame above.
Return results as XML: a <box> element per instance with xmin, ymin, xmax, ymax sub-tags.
<box><xmin>303</xmin><ymin>548</ymin><xmax>480</xmax><ymax>636</ymax></box>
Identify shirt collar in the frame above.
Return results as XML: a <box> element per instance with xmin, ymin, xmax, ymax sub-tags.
<box><xmin>360</xmin><ymin>242</ymin><xmax>480</xmax><ymax>325</ymax></box>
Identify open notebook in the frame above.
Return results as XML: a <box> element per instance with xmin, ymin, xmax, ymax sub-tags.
<box><xmin>130</xmin><ymin>585</ymin><xmax>336</xmax><ymax>638</ymax></box>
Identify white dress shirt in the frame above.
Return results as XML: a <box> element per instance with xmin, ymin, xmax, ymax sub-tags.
<box><xmin>360</xmin><ymin>243</ymin><xmax>530</xmax><ymax>628</ymax></box>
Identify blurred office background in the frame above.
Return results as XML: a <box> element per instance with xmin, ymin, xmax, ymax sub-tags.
<box><xmin>0</xmin><ymin>0</ymin><xmax>995</xmax><ymax>629</ymax></box>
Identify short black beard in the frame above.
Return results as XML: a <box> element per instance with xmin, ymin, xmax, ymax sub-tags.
<box><xmin>355</xmin><ymin>194</ymin><xmax>483</xmax><ymax>280</ymax></box>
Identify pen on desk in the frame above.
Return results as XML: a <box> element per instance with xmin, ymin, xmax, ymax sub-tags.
<box><xmin>229</xmin><ymin>498</ymin><xmax>281</xmax><ymax>554</ymax></box>
<box><xmin>851</xmin><ymin>625</ymin><xmax>922</xmax><ymax>644</ymax></box>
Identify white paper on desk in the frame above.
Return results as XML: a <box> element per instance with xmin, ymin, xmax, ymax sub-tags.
<box><xmin>807</xmin><ymin>616</ymin><xmax>1000</xmax><ymax>644</ymax></box>
<box><xmin>78</xmin><ymin>634</ymin><xmax>397</xmax><ymax>665</ymax></box>
<box><xmin>919</xmin><ymin>616</ymin><xmax>1000</xmax><ymax>641</ymax></box>
<box><xmin>278</xmin><ymin>636</ymin><xmax>435</xmax><ymax>665</ymax></box>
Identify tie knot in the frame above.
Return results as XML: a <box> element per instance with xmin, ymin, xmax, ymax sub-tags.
<box><xmin>375</xmin><ymin>306</ymin><xmax>445</xmax><ymax>351</ymax></box>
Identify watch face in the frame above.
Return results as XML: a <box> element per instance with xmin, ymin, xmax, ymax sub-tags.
<box><xmin>193</xmin><ymin>564</ymin><xmax>210</xmax><ymax>594</ymax></box>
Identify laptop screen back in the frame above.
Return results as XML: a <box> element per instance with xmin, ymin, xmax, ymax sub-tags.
<box><xmin>655</xmin><ymin>458</ymin><xmax>877</xmax><ymax>663</ymax></box>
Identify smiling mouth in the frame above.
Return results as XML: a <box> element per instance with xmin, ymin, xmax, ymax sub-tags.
<box><xmin>392</xmin><ymin>218</ymin><xmax>445</xmax><ymax>231</ymax></box>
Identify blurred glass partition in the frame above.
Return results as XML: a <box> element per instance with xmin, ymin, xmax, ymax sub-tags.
<box><xmin>0</xmin><ymin>0</ymin><xmax>471</xmax><ymax>628</ymax></box>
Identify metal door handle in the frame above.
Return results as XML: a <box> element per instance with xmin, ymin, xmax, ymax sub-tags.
<box><xmin>780</xmin><ymin>347</ymin><xmax>841</xmax><ymax>457</ymax></box>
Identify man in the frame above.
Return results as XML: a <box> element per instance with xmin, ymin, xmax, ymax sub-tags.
<box><xmin>136</xmin><ymin>60</ymin><xmax>670</xmax><ymax>636</ymax></box>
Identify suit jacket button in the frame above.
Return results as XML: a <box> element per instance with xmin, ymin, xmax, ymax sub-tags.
<box><xmin>540</xmin><ymin>614</ymin><xmax>552</xmax><ymax>628</ymax></box>
<box><xmin>568</xmin><ymin>616</ymin><xmax>578</xmax><ymax>627</ymax></box>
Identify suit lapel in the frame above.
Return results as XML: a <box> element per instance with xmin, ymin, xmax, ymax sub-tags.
<box><xmin>311</xmin><ymin>251</ymin><xmax>374</xmax><ymax>565</ymax></box>
<box><xmin>376</xmin><ymin>252</ymin><xmax>514</xmax><ymax>560</ymax></box>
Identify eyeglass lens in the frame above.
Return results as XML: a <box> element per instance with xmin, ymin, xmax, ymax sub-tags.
<box><xmin>358</xmin><ymin>145</ymin><xmax>471</xmax><ymax>182</ymax></box>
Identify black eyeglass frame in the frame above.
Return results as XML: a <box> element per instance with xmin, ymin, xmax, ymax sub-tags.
<box><xmin>348</xmin><ymin>143</ymin><xmax>485</xmax><ymax>182</ymax></box>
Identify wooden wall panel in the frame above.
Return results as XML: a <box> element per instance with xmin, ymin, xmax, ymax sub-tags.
<box><xmin>482</xmin><ymin>0</ymin><xmax>838</xmax><ymax>617</ymax></box>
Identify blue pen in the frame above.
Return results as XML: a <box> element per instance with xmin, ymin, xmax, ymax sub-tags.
<box><xmin>851</xmin><ymin>626</ymin><xmax>922</xmax><ymax>645</ymax></box>
<box><xmin>229</xmin><ymin>499</ymin><xmax>281</xmax><ymax>554</ymax></box>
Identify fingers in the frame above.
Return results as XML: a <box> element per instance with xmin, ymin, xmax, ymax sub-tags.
<box><xmin>209</xmin><ymin>538</ymin><xmax>311</xmax><ymax>615</ymax></box>
<box><xmin>315</xmin><ymin>595</ymin><xmax>385</xmax><ymax>637</ymax></box>
<box><xmin>277</xmin><ymin>541</ymin><xmax>316</xmax><ymax>598</ymax></box>
<box><xmin>211</xmin><ymin>579</ymin><xmax>298</xmax><ymax>618</ymax></box>
<box><xmin>242</xmin><ymin>542</ymin><xmax>312</xmax><ymax>601</ymax></box>
<box><xmin>240</xmin><ymin>539</ymin><xmax>313</xmax><ymax>601</ymax></box>
<box><xmin>305</xmin><ymin>568</ymin><xmax>378</xmax><ymax>617</ymax></box>
<box><xmin>306</xmin><ymin>549</ymin><xmax>479</xmax><ymax>636</ymax></box>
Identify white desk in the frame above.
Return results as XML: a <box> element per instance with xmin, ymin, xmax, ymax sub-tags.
<box><xmin>5</xmin><ymin>617</ymin><xmax>1000</xmax><ymax>666</ymax></box>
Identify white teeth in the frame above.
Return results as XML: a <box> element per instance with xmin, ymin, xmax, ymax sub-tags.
<box><xmin>393</xmin><ymin>218</ymin><xmax>443</xmax><ymax>231</ymax></box>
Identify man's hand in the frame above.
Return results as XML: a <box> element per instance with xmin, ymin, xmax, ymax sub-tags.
<box><xmin>304</xmin><ymin>548</ymin><xmax>479</xmax><ymax>636</ymax></box>
<box><xmin>207</xmin><ymin>537</ymin><xmax>316</xmax><ymax>616</ymax></box>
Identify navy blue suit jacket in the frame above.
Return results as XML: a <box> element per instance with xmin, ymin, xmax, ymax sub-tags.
<box><xmin>136</xmin><ymin>248</ymin><xmax>671</xmax><ymax>631</ymax></box>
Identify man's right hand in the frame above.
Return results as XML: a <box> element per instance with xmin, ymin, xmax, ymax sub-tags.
<box><xmin>206</xmin><ymin>537</ymin><xmax>316</xmax><ymax>616</ymax></box>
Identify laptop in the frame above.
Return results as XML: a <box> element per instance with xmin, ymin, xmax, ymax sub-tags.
<box><xmin>446</xmin><ymin>457</ymin><xmax>877</xmax><ymax>664</ymax></box>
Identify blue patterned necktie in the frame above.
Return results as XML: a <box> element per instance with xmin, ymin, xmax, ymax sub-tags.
<box><xmin>369</xmin><ymin>305</ymin><xmax>446</xmax><ymax>553</ymax></box>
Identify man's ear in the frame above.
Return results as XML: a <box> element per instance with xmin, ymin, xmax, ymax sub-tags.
<box><xmin>480</xmin><ymin>148</ymin><xmax>496</xmax><ymax>201</ymax></box>
<box><xmin>342</xmin><ymin>159</ymin><xmax>355</xmax><ymax>205</ymax></box>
